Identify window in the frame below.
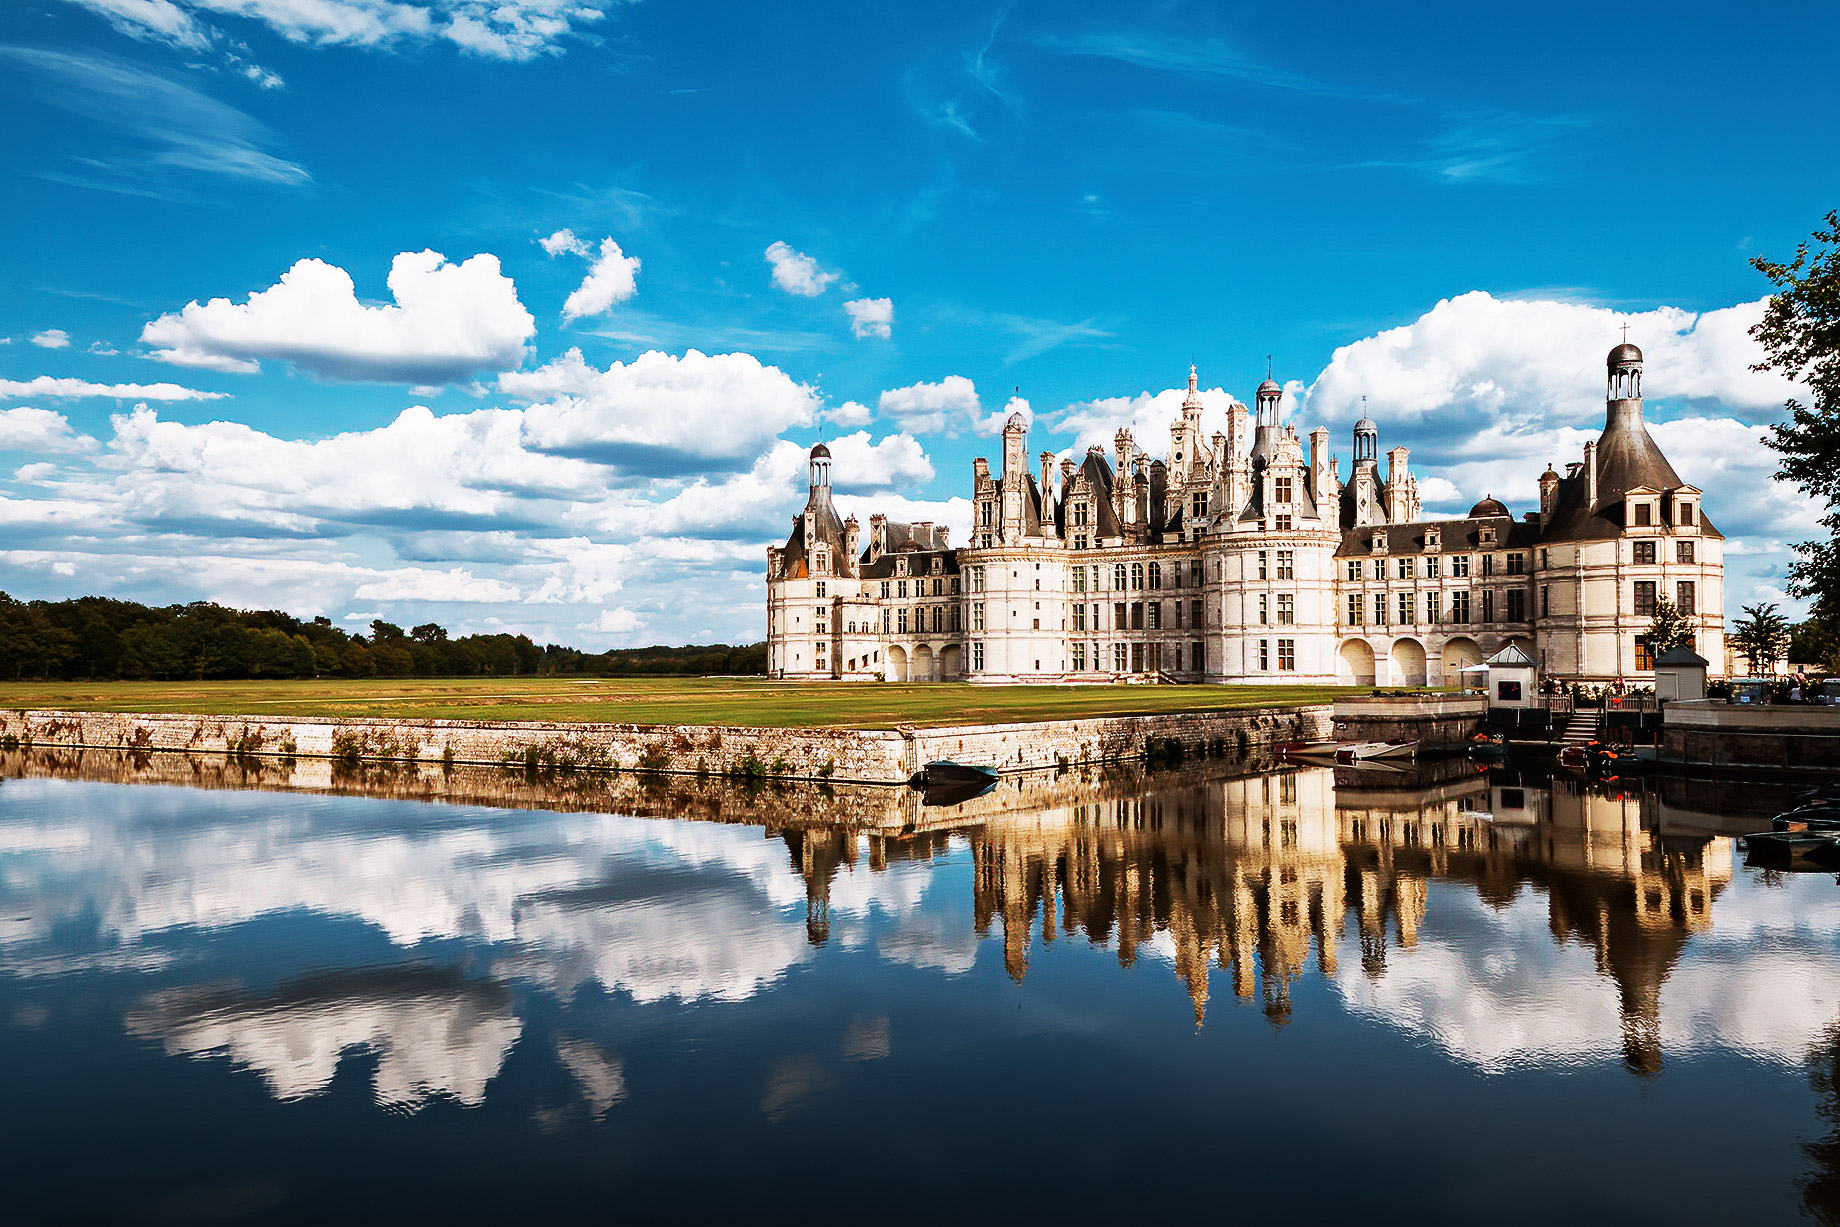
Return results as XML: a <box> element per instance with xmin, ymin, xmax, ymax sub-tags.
<box><xmin>896</xmin><ymin>609</ymin><xmax>908</xmax><ymax>633</ymax></box>
<box><xmin>1392</xmin><ymin>556</ymin><xmax>1408</xmax><ymax>580</ymax></box>
<box><xmin>1277</xmin><ymin>593</ymin><xmax>1294</xmax><ymax>625</ymax></box>
<box><xmin>1424</xmin><ymin>591</ymin><xmax>1440</xmax><ymax>623</ymax></box>
<box><xmin>1633</xmin><ymin>540</ymin><xmax>1657</xmax><ymax>565</ymax></box>
<box><xmin>1481</xmin><ymin>554</ymin><xmax>1496</xmax><ymax>577</ymax></box>
<box><xmin>1425</xmin><ymin>556</ymin><xmax>1440</xmax><ymax>579</ymax></box>
<box><xmin>880</xmin><ymin>581</ymin><xmax>891</xmax><ymax>598</ymax></box>
<box><xmin>1347</xmin><ymin>559</ymin><xmax>1364</xmax><ymax>581</ymax></box>
<box><xmin>1073</xmin><ymin>567</ymin><xmax>1086</xmax><ymax>593</ymax></box>
<box><xmin>951</xmin><ymin>606</ymin><xmax>962</xmax><ymax>631</ymax></box>
<box><xmin>1258</xmin><ymin>639</ymin><xmax>1269</xmax><ymax>670</ymax></box>
<box><xmin>1191</xmin><ymin>599</ymin><xmax>1203</xmax><ymax>628</ymax></box>
<box><xmin>1398</xmin><ymin>592</ymin><xmax>1414</xmax><ymax>625</ymax></box>
<box><xmin>1073</xmin><ymin>502</ymin><xmax>1089</xmax><ymax>526</ymax></box>
<box><xmin>1677</xmin><ymin>581</ymin><xmax>1696</xmax><ymax>614</ymax></box>
<box><xmin>1131</xmin><ymin>643</ymin><xmax>1145</xmax><ymax>673</ymax></box>
<box><xmin>1074</xmin><ymin>536</ymin><xmax>1088</xmax><ymax>550</ymax></box>
<box><xmin>1190</xmin><ymin>560</ymin><xmax>1203</xmax><ymax>586</ymax></box>
<box><xmin>1481</xmin><ymin>589</ymin><xmax>1495</xmax><ymax>622</ymax></box>
<box><xmin>1091</xmin><ymin>642</ymin><xmax>1101</xmax><ymax>671</ymax></box>
<box><xmin>1258</xmin><ymin>551</ymin><xmax>1268</xmax><ymax>580</ymax></box>
<box><xmin>1677</xmin><ymin>541</ymin><xmax>1696</xmax><ymax>564</ymax></box>
<box><xmin>932</xmin><ymin>606</ymin><xmax>943</xmax><ymax>632</ymax></box>
<box><xmin>973</xmin><ymin>603</ymin><xmax>985</xmax><ymax>631</ymax></box>
<box><xmin>1274</xmin><ymin>476</ymin><xmax>1292</xmax><ymax>503</ymax></box>
<box><xmin>1074</xmin><ymin>604</ymin><xmax>1086</xmax><ymax>631</ymax></box>
<box><xmin>1131</xmin><ymin>602</ymin><xmax>1145</xmax><ymax>630</ymax></box>
<box><xmin>1539</xmin><ymin>549</ymin><xmax>1549</xmax><ymax>569</ymax></box>
<box><xmin>1174</xmin><ymin>601</ymin><xmax>1184</xmax><ymax>628</ymax></box>
<box><xmin>1634</xmin><ymin>502</ymin><xmax>1652</xmax><ymax>527</ymax></box>
<box><xmin>1114</xmin><ymin>564</ymin><xmax>1128</xmax><ymax>590</ymax></box>
<box><xmin>1278</xmin><ymin>639</ymin><xmax>1295</xmax><ymax>671</ymax></box>
<box><xmin>1451</xmin><ymin>555</ymin><xmax>1470</xmax><ymax>578</ymax></box>
<box><xmin>951</xmin><ymin>578</ymin><xmax>960</xmax><ymax>594</ymax></box>
<box><xmin>1633</xmin><ymin>580</ymin><xmax>1657</xmax><ymax>616</ymax></box>
<box><xmin>1277</xmin><ymin>550</ymin><xmax>1294</xmax><ymax>579</ymax></box>
<box><xmin>1114</xmin><ymin>644</ymin><xmax>1128</xmax><ymax>671</ymax></box>
<box><xmin>816</xmin><ymin>642</ymin><xmax>826</xmax><ymax>660</ymax></box>
<box><xmin>1148</xmin><ymin>602</ymin><xmax>1162</xmax><ymax>629</ymax></box>
<box><xmin>933</xmin><ymin>578</ymin><xmax>943</xmax><ymax>596</ymax></box>
<box><xmin>1506</xmin><ymin>588</ymin><xmax>1526</xmax><ymax>621</ymax></box>
<box><xmin>1679</xmin><ymin>501</ymin><xmax>1696</xmax><ymax>526</ymax></box>
<box><xmin>1192</xmin><ymin>641</ymin><xmax>1204</xmax><ymax>672</ymax></box>
<box><xmin>1259</xmin><ymin>594</ymin><xmax>1269</xmax><ymax>625</ymax></box>
<box><xmin>1131</xmin><ymin>563</ymin><xmax>1144</xmax><ymax>590</ymax></box>
<box><xmin>1274</xmin><ymin>514</ymin><xmax>1292</xmax><ymax>531</ymax></box>
<box><xmin>1375</xmin><ymin>593</ymin><xmax>1389</xmax><ymax>627</ymax></box>
<box><xmin>1191</xmin><ymin>492</ymin><xmax>1208</xmax><ymax>519</ymax></box>
<box><xmin>972</xmin><ymin>641</ymin><xmax>985</xmax><ymax>671</ymax></box>
<box><xmin>1634</xmin><ymin>637</ymin><xmax>1654</xmax><ymax>671</ymax></box>
<box><xmin>970</xmin><ymin>566</ymin><xmax>985</xmax><ymax>592</ymax></box>
<box><xmin>1347</xmin><ymin>593</ymin><xmax>1363</xmax><ymax>625</ymax></box>
<box><xmin>1506</xmin><ymin>553</ymin><xmax>1524</xmax><ymax>575</ymax></box>
<box><xmin>1450</xmin><ymin>590</ymin><xmax>1470</xmax><ymax>623</ymax></box>
<box><xmin>1425</xmin><ymin>528</ymin><xmax>1441</xmax><ymax>549</ymax></box>
<box><xmin>815</xmin><ymin>581</ymin><xmax>827</xmax><ymax>598</ymax></box>
<box><xmin>882</xmin><ymin>609</ymin><xmax>891</xmax><ymax>633</ymax></box>
<box><xmin>1541</xmin><ymin>586</ymin><xmax>1550</xmax><ymax>617</ymax></box>
<box><xmin>1148</xmin><ymin>561</ymin><xmax>1162</xmax><ymax>589</ymax></box>
<box><xmin>1073</xmin><ymin>642</ymin><xmax>1086</xmax><ymax>671</ymax></box>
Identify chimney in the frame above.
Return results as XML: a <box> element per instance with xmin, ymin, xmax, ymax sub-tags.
<box><xmin>1583</xmin><ymin>440</ymin><xmax>1598</xmax><ymax>508</ymax></box>
<box><xmin>844</xmin><ymin>516</ymin><xmax>861</xmax><ymax>572</ymax></box>
<box><xmin>1040</xmin><ymin>450</ymin><xmax>1055</xmax><ymax>501</ymax></box>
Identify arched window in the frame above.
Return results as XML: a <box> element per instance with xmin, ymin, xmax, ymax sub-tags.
<box><xmin>1113</xmin><ymin>564</ymin><xmax>1127</xmax><ymax>590</ymax></box>
<box><xmin>1147</xmin><ymin>561</ymin><xmax>1162</xmax><ymax>589</ymax></box>
<box><xmin>1131</xmin><ymin>563</ymin><xmax>1144</xmax><ymax>590</ymax></box>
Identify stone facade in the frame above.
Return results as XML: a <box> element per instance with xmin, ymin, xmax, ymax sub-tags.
<box><xmin>766</xmin><ymin>344</ymin><xmax>1724</xmax><ymax>685</ymax></box>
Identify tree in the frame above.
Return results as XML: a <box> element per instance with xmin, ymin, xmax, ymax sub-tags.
<box><xmin>1644</xmin><ymin>595</ymin><xmax>1694</xmax><ymax>658</ymax></box>
<box><xmin>1792</xmin><ymin>617</ymin><xmax>1840</xmax><ymax>672</ymax></box>
<box><xmin>1753</xmin><ymin>210</ymin><xmax>1840</xmax><ymax>633</ymax></box>
<box><xmin>1730</xmin><ymin>601</ymin><xmax>1792</xmax><ymax>675</ymax></box>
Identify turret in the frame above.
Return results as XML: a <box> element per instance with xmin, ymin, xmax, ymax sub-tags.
<box><xmin>1539</xmin><ymin>464</ymin><xmax>1561</xmax><ymax>526</ymax></box>
<box><xmin>844</xmin><ymin>515</ymin><xmax>861</xmax><ymax>566</ymax></box>
<box><xmin>1000</xmin><ymin>412</ymin><xmax>1028</xmax><ymax>538</ymax></box>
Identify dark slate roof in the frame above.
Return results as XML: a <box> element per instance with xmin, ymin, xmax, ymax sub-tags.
<box><xmin>1655</xmin><ymin>645</ymin><xmax>1709</xmax><ymax>667</ymax></box>
<box><xmin>1541</xmin><ymin>403</ymin><xmax>1722</xmax><ymax>542</ymax></box>
<box><xmin>1335</xmin><ymin>515</ymin><xmax>1538</xmax><ymax>557</ymax></box>
<box><xmin>858</xmin><ymin>548</ymin><xmax>960</xmax><ymax>580</ymax></box>
<box><xmin>1066</xmin><ymin>451</ymin><xmax>1122</xmax><ymax>540</ymax></box>
<box><xmin>778</xmin><ymin>490</ymin><xmax>847</xmax><ymax>577</ymax></box>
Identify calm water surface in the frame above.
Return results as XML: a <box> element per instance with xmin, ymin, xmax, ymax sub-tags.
<box><xmin>1</xmin><ymin>750</ymin><xmax>1837</xmax><ymax>1224</ymax></box>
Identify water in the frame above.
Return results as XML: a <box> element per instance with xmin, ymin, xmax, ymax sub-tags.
<box><xmin>1</xmin><ymin>750</ymin><xmax>1837</xmax><ymax>1224</ymax></box>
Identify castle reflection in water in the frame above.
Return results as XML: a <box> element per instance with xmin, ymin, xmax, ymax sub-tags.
<box><xmin>1</xmin><ymin>744</ymin><xmax>1789</xmax><ymax>1080</ymax></box>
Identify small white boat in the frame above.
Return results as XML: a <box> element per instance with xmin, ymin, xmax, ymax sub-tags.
<box><xmin>1279</xmin><ymin>737</ymin><xmax>1418</xmax><ymax>765</ymax></box>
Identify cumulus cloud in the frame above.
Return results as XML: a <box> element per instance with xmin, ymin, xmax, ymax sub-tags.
<box><xmin>826</xmin><ymin>400</ymin><xmax>872</xmax><ymax>428</ymax></box>
<box><xmin>844</xmin><ymin>296</ymin><xmax>894</xmax><ymax>339</ymax></box>
<box><xmin>540</xmin><ymin>228</ymin><xmax>591</xmax><ymax>257</ymax></box>
<box><xmin>0</xmin><ymin>376</ymin><xmax>225</xmax><ymax>401</ymax></box>
<box><xmin>560</xmin><ymin>237</ymin><xmax>641</xmax><ymax>322</ymax></box>
<box><xmin>63</xmin><ymin>0</ymin><xmax>617</xmax><ymax>62</ymax></box>
<box><xmin>351</xmin><ymin>566</ymin><xmax>522</xmax><ymax>602</ymax></box>
<box><xmin>0</xmin><ymin>408</ymin><xmax>95</xmax><ymax>454</ymax></box>
<box><xmin>141</xmin><ymin>250</ymin><xmax>535</xmax><ymax>382</ymax></box>
<box><xmin>587</xmin><ymin>606</ymin><xmax>642</xmax><ymax>634</ymax></box>
<box><xmin>878</xmin><ymin>375</ymin><xmax>981</xmax><ymax>435</ymax></box>
<box><xmin>1299</xmin><ymin>291</ymin><xmax>1800</xmax><ymax>430</ymax></box>
<box><xmin>765</xmin><ymin>241</ymin><xmax>841</xmax><ymax>297</ymax></box>
<box><xmin>1055</xmin><ymin>379</ymin><xmax>1242</xmax><ymax>451</ymax></box>
<box><xmin>30</xmin><ymin>330</ymin><xmax>71</xmax><ymax>349</ymax></box>
<box><xmin>505</xmin><ymin>347</ymin><xmax>820</xmax><ymax>472</ymax></box>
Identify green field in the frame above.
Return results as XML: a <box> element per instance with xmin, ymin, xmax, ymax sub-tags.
<box><xmin>0</xmin><ymin>676</ymin><xmax>1372</xmax><ymax>730</ymax></box>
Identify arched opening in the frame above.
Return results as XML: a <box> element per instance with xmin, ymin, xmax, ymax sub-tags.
<box><xmin>1442</xmin><ymin>636</ymin><xmax>1483</xmax><ymax>689</ymax></box>
<box><xmin>886</xmin><ymin>645</ymin><xmax>908</xmax><ymax>682</ymax></box>
<box><xmin>939</xmin><ymin>644</ymin><xmax>963</xmax><ymax>680</ymax></box>
<box><xmin>1390</xmin><ymin>637</ymin><xmax>1428</xmax><ymax>688</ymax></box>
<box><xmin>1338</xmin><ymin>639</ymin><xmax>1375</xmax><ymax>686</ymax></box>
<box><xmin>913</xmin><ymin>644</ymin><xmax>936</xmax><ymax>682</ymax></box>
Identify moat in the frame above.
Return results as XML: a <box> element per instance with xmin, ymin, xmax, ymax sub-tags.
<box><xmin>2</xmin><ymin>749</ymin><xmax>1837</xmax><ymax>1223</ymax></box>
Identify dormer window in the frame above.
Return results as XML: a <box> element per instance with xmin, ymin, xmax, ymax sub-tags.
<box><xmin>895</xmin><ymin>558</ymin><xmax>909</xmax><ymax>577</ymax></box>
<box><xmin>1634</xmin><ymin>502</ymin><xmax>1652</xmax><ymax>527</ymax></box>
<box><xmin>1480</xmin><ymin>527</ymin><xmax>1496</xmax><ymax>545</ymax></box>
<box><xmin>1370</xmin><ymin>532</ymin><xmax>1387</xmax><ymax>553</ymax></box>
<box><xmin>1678</xmin><ymin>501</ymin><xmax>1695</xmax><ymax>526</ymax></box>
<box><xmin>1425</xmin><ymin>528</ymin><xmax>1441</xmax><ymax>550</ymax></box>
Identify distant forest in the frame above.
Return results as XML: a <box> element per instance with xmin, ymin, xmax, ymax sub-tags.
<box><xmin>0</xmin><ymin>593</ymin><xmax>767</xmax><ymax>681</ymax></box>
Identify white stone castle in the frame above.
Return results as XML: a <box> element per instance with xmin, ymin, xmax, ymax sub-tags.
<box><xmin>766</xmin><ymin>342</ymin><xmax>1725</xmax><ymax>686</ymax></box>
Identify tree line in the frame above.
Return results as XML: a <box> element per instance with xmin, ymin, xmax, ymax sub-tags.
<box><xmin>0</xmin><ymin>593</ymin><xmax>765</xmax><ymax>681</ymax></box>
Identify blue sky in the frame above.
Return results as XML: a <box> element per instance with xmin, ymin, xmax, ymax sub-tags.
<box><xmin>1</xmin><ymin>0</ymin><xmax>1835</xmax><ymax>645</ymax></box>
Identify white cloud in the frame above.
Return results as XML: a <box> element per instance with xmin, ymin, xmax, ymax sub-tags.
<box><xmin>765</xmin><ymin>241</ymin><xmax>840</xmax><ymax>297</ymax></box>
<box><xmin>1299</xmin><ymin>291</ymin><xmax>1801</xmax><ymax>429</ymax></box>
<box><xmin>826</xmin><ymin>400</ymin><xmax>872</xmax><ymax>428</ymax></box>
<box><xmin>0</xmin><ymin>376</ymin><xmax>226</xmax><ymax>401</ymax></box>
<box><xmin>587</xmin><ymin>606</ymin><xmax>642</xmax><ymax>634</ymax></box>
<box><xmin>878</xmin><ymin>375</ymin><xmax>981</xmax><ymax>435</ymax></box>
<box><xmin>0</xmin><ymin>408</ymin><xmax>95</xmax><ymax>454</ymax></box>
<box><xmin>351</xmin><ymin>566</ymin><xmax>523</xmax><ymax>602</ymax></box>
<box><xmin>1055</xmin><ymin>380</ymin><xmax>1243</xmax><ymax>451</ymax></box>
<box><xmin>561</xmin><ymin>237</ymin><xmax>641</xmax><ymax>322</ymax></box>
<box><xmin>141</xmin><ymin>250</ymin><xmax>535</xmax><ymax>382</ymax></box>
<box><xmin>539</xmin><ymin>227</ymin><xmax>591</xmax><ymax>257</ymax></box>
<box><xmin>30</xmin><ymin>330</ymin><xmax>71</xmax><ymax>349</ymax></box>
<box><xmin>64</xmin><ymin>0</ymin><xmax>615</xmax><ymax>62</ymax></box>
<box><xmin>844</xmin><ymin>296</ymin><xmax>894</xmax><ymax>339</ymax></box>
<box><xmin>504</xmin><ymin>347</ymin><xmax>820</xmax><ymax>471</ymax></box>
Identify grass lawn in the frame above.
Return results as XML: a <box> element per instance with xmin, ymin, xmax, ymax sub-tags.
<box><xmin>0</xmin><ymin>676</ymin><xmax>1376</xmax><ymax>730</ymax></box>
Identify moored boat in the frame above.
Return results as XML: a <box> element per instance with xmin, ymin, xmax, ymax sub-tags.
<box><xmin>908</xmin><ymin>760</ymin><xmax>999</xmax><ymax>789</ymax></box>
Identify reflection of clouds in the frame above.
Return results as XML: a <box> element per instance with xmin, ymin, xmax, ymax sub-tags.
<box><xmin>556</xmin><ymin>1037</ymin><xmax>626</xmax><ymax>1118</ymax></box>
<box><xmin>125</xmin><ymin>969</ymin><xmax>521</xmax><ymax>1110</ymax></box>
<box><xmin>1339</xmin><ymin>875</ymin><xmax>1840</xmax><ymax>1073</ymax></box>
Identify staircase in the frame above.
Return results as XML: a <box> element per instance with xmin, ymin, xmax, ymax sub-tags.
<box><xmin>1560</xmin><ymin>709</ymin><xmax>1602</xmax><ymax>746</ymax></box>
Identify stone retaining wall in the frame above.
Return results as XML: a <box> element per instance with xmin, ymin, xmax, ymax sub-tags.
<box><xmin>0</xmin><ymin>704</ymin><xmax>1334</xmax><ymax>785</ymax></box>
<box><xmin>1660</xmin><ymin>700</ymin><xmax>1840</xmax><ymax>774</ymax></box>
<box><xmin>1330</xmin><ymin>694</ymin><xmax>1487</xmax><ymax>750</ymax></box>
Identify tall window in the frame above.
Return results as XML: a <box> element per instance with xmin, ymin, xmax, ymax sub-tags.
<box><xmin>1073</xmin><ymin>642</ymin><xmax>1086</xmax><ymax>671</ymax></box>
<box><xmin>1346</xmin><ymin>559</ymin><xmax>1364</xmax><ymax>581</ymax></box>
<box><xmin>896</xmin><ymin>609</ymin><xmax>908</xmax><ymax>633</ymax></box>
<box><xmin>1114</xmin><ymin>644</ymin><xmax>1128</xmax><ymax>671</ymax></box>
<box><xmin>1633</xmin><ymin>580</ymin><xmax>1657</xmax><ymax>616</ymax></box>
<box><xmin>1114</xmin><ymin>564</ymin><xmax>1128</xmax><ymax>590</ymax></box>
<box><xmin>970</xmin><ymin>567</ymin><xmax>984</xmax><ymax>592</ymax></box>
<box><xmin>1679</xmin><ymin>501</ymin><xmax>1695</xmax><ymax>526</ymax></box>
<box><xmin>1398</xmin><ymin>592</ymin><xmax>1414</xmax><ymax>624</ymax></box>
<box><xmin>1633</xmin><ymin>540</ymin><xmax>1657</xmax><ymax>565</ymax></box>
<box><xmin>1074</xmin><ymin>604</ymin><xmax>1086</xmax><ymax>631</ymax></box>
<box><xmin>1450</xmin><ymin>590</ymin><xmax>1470</xmax><ymax>623</ymax></box>
<box><xmin>1425</xmin><ymin>556</ymin><xmax>1441</xmax><ymax>579</ymax></box>
<box><xmin>1506</xmin><ymin>588</ymin><xmax>1526</xmax><ymax>621</ymax></box>
<box><xmin>1258</xmin><ymin>639</ymin><xmax>1269</xmax><ymax>671</ymax></box>
<box><xmin>951</xmin><ymin>606</ymin><xmax>962</xmax><ymax>631</ymax></box>
<box><xmin>1451</xmin><ymin>555</ymin><xmax>1470</xmax><ymax>578</ymax></box>
<box><xmin>1677</xmin><ymin>581</ymin><xmax>1696</xmax><ymax>614</ymax></box>
<box><xmin>1634</xmin><ymin>637</ymin><xmax>1654</xmax><ymax>670</ymax></box>
<box><xmin>1277</xmin><ymin>550</ymin><xmax>1294</xmax><ymax>579</ymax></box>
<box><xmin>1072</xmin><ymin>567</ymin><xmax>1086</xmax><ymax>593</ymax></box>
<box><xmin>1347</xmin><ymin>593</ymin><xmax>1363</xmax><ymax>625</ymax></box>
<box><xmin>1259</xmin><ymin>594</ymin><xmax>1269</xmax><ymax>625</ymax></box>
<box><xmin>972</xmin><ymin>641</ymin><xmax>984</xmax><ymax>671</ymax></box>
<box><xmin>1191</xmin><ymin>599</ymin><xmax>1203</xmax><ymax>628</ymax></box>
<box><xmin>1191</xmin><ymin>492</ymin><xmax>1208</xmax><ymax>519</ymax></box>
<box><xmin>1189</xmin><ymin>560</ymin><xmax>1202</xmax><ymax>586</ymax></box>
<box><xmin>897</xmin><ymin>580</ymin><xmax>907</xmax><ymax>598</ymax></box>
<box><xmin>815</xmin><ymin>581</ymin><xmax>827</xmax><ymax>598</ymax></box>
<box><xmin>1147</xmin><ymin>561</ymin><xmax>1162</xmax><ymax>589</ymax></box>
<box><xmin>1131</xmin><ymin>563</ymin><xmax>1144</xmax><ymax>590</ymax></box>
<box><xmin>1278</xmin><ymin>639</ymin><xmax>1296</xmax><ymax>671</ymax></box>
<box><xmin>1506</xmin><ymin>553</ymin><xmax>1524</xmax><ymax>575</ymax></box>
<box><xmin>1481</xmin><ymin>554</ymin><xmax>1496</xmax><ymax>577</ymax></box>
<box><xmin>1148</xmin><ymin>602</ymin><xmax>1162</xmax><ymax>630</ymax></box>
<box><xmin>1274</xmin><ymin>476</ymin><xmax>1293</xmax><ymax>503</ymax></box>
<box><xmin>1131</xmin><ymin>602</ymin><xmax>1145</xmax><ymax>630</ymax></box>
<box><xmin>880</xmin><ymin>581</ymin><xmax>891</xmax><ymax>598</ymax></box>
<box><xmin>932</xmin><ymin>607</ymin><xmax>943</xmax><ymax>632</ymax></box>
<box><xmin>1677</xmin><ymin>541</ymin><xmax>1696</xmax><ymax>564</ymax></box>
<box><xmin>1277</xmin><ymin>593</ymin><xmax>1294</xmax><ymax>624</ymax></box>
<box><xmin>1073</xmin><ymin>502</ymin><xmax>1089</xmax><ymax>526</ymax></box>
<box><xmin>1634</xmin><ymin>503</ymin><xmax>1653</xmax><ymax>526</ymax></box>
<box><xmin>1541</xmin><ymin>586</ymin><xmax>1549</xmax><ymax>617</ymax></box>
<box><xmin>1258</xmin><ymin>551</ymin><xmax>1268</xmax><ymax>580</ymax></box>
<box><xmin>973</xmin><ymin>603</ymin><xmax>985</xmax><ymax>631</ymax></box>
<box><xmin>1397</xmin><ymin>556</ymin><xmax>1413</xmax><ymax>580</ymax></box>
<box><xmin>1115</xmin><ymin>601</ymin><xmax>1127</xmax><ymax>628</ymax></box>
<box><xmin>1481</xmin><ymin>589</ymin><xmax>1495</xmax><ymax>623</ymax></box>
<box><xmin>1424</xmin><ymin>591</ymin><xmax>1440</xmax><ymax>622</ymax></box>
